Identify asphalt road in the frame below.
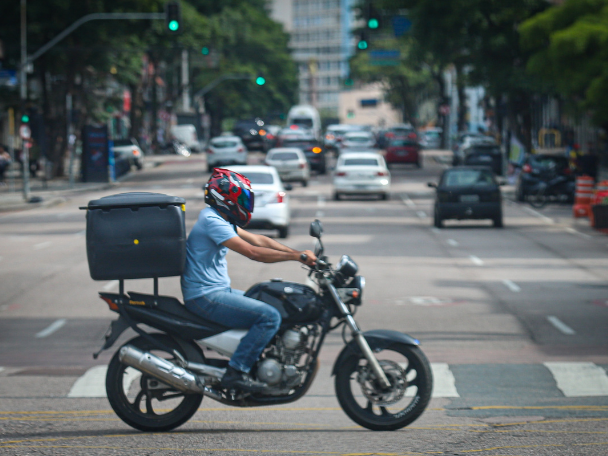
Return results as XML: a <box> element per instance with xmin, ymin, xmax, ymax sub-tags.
<box><xmin>1</xmin><ymin>150</ymin><xmax>608</xmax><ymax>455</ymax></box>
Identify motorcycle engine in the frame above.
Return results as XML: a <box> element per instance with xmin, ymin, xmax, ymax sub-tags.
<box><xmin>257</xmin><ymin>328</ymin><xmax>308</xmax><ymax>387</ymax></box>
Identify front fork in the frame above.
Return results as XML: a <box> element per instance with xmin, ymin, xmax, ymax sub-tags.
<box><xmin>327</xmin><ymin>283</ymin><xmax>391</xmax><ymax>389</ymax></box>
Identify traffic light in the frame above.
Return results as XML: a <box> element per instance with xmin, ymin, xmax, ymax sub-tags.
<box><xmin>21</xmin><ymin>114</ymin><xmax>29</xmax><ymax>123</ymax></box>
<box><xmin>201</xmin><ymin>46</ymin><xmax>209</xmax><ymax>55</ymax></box>
<box><xmin>255</xmin><ymin>76</ymin><xmax>266</xmax><ymax>86</ymax></box>
<box><xmin>357</xmin><ymin>31</ymin><xmax>369</xmax><ymax>51</ymax></box>
<box><xmin>165</xmin><ymin>1</ymin><xmax>182</xmax><ymax>34</ymax></box>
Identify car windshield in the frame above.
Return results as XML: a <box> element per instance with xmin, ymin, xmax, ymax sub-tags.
<box><xmin>269</xmin><ymin>152</ymin><xmax>299</xmax><ymax>161</ymax></box>
<box><xmin>530</xmin><ymin>156</ymin><xmax>568</xmax><ymax>168</ymax></box>
<box><xmin>239</xmin><ymin>172</ymin><xmax>274</xmax><ymax>184</ymax></box>
<box><xmin>443</xmin><ymin>170</ymin><xmax>495</xmax><ymax>186</ymax></box>
<box><xmin>425</xmin><ymin>131</ymin><xmax>441</xmax><ymax>138</ymax></box>
<box><xmin>113</xmin><ymin>139</ymin><xmax>134</xmax><ymax>147</ymax></box>
<box><xmin>211</xmin><ymin>140</ymin><xmax>238</xmax><ymax>148</ymax></box>
<box><xmin>291</xmin><ymin>118</ymin><xmax>313</xmax><ymax>128</ymax></box>
<box><xmin>346</xmin><ymin>136</ymin><xmax>370</xmax><ymax>143</ymax></box>
<box><xmin>343</xmin><ymin>158</ymin><xmax>379</xmax><ymax>166</ymax></box>
<box><xmin>468</xmin><ymin>146</ymin><xmax>500</xmax><ymax>155</ymax></box>
<box><xmin>390</xmin><ymin>139</ymin><xmax>415</xmax><ymax>147</ymax></box>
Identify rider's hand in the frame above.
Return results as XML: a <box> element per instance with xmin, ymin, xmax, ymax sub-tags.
<box><xmin>299</xmin><ymin>250</ymin><xmax>317</xmax><ymax>266</ymax></box>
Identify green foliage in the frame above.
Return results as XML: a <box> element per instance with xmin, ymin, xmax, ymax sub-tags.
<box><xmin>521</xmin><ymin>0</ymin><xmax>608</xmax><ymax>127</ymax></box>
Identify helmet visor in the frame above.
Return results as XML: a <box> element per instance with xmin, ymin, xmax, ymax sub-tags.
<box><xmin>238</xmin><ymin>188</ymin><xmax>254</xmax><ymax>212</ymax></box>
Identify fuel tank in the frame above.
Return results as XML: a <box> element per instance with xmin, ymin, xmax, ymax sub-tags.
<box><xmin>245</xmin><ymin>281</ymin><xmax>323</xmax><ymax>324</ymax></box>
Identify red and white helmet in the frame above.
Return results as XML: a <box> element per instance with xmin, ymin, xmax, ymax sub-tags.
<box><xmin>204</xmin><ymin>168</ymin><xmax>254</xmax><ymax>227</ymax></box>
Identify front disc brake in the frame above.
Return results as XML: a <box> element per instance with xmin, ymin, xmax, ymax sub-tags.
<box><xmin>357</xmin><ymin>360</ymin><xmax>408</xmax><ymax>406</ymax></box>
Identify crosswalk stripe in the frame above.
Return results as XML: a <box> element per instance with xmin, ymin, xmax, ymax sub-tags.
<box><xmin>67</xmin><ymin>366</ymin><xmax>140</xmax><ymax>398</ymax></box>
<box><xmin>544</xmin><ymin>362</ymin><xmax>608</xmax><ymax>397</ymax></box>
<box><xmin>431</xmin><ymin>363</ymin><xmax>459</xmax><ymax>397</ymax></box>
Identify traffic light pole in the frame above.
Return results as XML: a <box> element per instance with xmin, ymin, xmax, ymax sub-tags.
<box><xmin>21</xmin><ymin>0</ymin><xmax>30</xmax><ymax>201</ymax></box>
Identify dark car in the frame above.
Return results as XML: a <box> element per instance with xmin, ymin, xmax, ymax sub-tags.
<box><xmin>233</xmin><ymin>119</ymin><xmax>265</xmax><ymax>151</ymax></box>
<box><xmin>385</xmin><ymin>136</ymin><xmax>421</xmax><ymax>168</ymax></box>
<box><xmin>279</xmin><ymin>134</ymin><xmax>327</xmax><ymax>174</ymax></box>
<box><xmin>429</xmin><ymin>167</ymin><xmax>503</xmax><ymax>228</ymax></box>
<box><xmin>461</xmin><ymin>143</ymin><xmax>503</xmax><ymax>176</ymax></box>
<box><xmin>515</xmin><ymin>154</ymin><xmax>572</xmax><ymax>202</ymax></box>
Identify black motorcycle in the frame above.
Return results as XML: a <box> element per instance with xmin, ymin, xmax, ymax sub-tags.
<box><xmin>527</xmin><ymin>161</ymin><xmax>575</xmax><ymax>209</ymax></box>
<box><xmin>95</xmin><ymin>220</ymin><xmax>433</xmax><ymax>432</ymax></box>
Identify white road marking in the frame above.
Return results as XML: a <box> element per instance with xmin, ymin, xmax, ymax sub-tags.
<box><xmin>35</xmin><ymin>319</ymin><xmax>67</xmax><ymax>339</ymax></box>
<box><xmin>430</xmin><ymin>363</ymin><xmax>460</xmax><ymax>397</ymax></box>
<box><xmin>75</xmin><ymin>230</ymin><xmax>86</xmax><ymax>236</ymax></box>
<box><xmin>196</xmin><ymin>192</ymin><xmax>205</xmax><ymax>198</ymax></box>
<box><xmin>431</xmin><ymin>228</ymin><xmax>440</xmax><ymax>234</ymax></box>
<box><xmin>469</xmin><ymin>255</ymin><xmax>484</xmax><ymax>266</ymax></box>
<box><xmin>522</xmin><ymin>206</ymin><xmax>554</xmax><ymax>224</ymax></box>
<box><xmin>102</xmin><ymin>280</ymin><xmax>119</xmax><ymax>291</ymax></box>
<box><xmin>187</xmin><ymin>178</ymin><xmax>194</xmax><ymax>184</ymax></box>
<box><xmin>566</xmin><ymin>227</ymin><xmax>592</xmax><ymax>239</ymax></box>
<box><xmin>544</xmin><ymin>362</ymin><xmax>608</xmax><ymax>397</ymax></box>
<box><xmin>317</xmin><ymin>196</ymin><xmax>326</xmax><ymax>207</ymax></box>
<box><xmin>447</xmin><ymin>239</ymin><xmax>459</xmax><ymax>247</ymax></box>
<box><xmin>57</xmin><ymin>213</ymin><xmax>68</xmax><ymax>219</ymax></box>
<box><xmin>67</xmin><ymin>365</ymin><xmax>140</xmax><ymax>398</ymax></box>
<box><xmin>0</xmin><ymin>367</ymin><xmax>4</xmax><ymax>374</ymax></box>
<box><xmin>502</xmin><ymin>279</ymin><xmax>521</xmax><ymax>292</ymax></box>
<box><xmin>547</xmin><ymin>316</ymin><xmax>576</xmax><ymax>335</ymax></box>
<box><xmin>315</xmin><ymin>211</ymin><xmax>324</xmax><ymax>217</ymax></box>
<box><xmin>401</xmin><ymin>195</ymin><xmax>416</xmax><ymax>208</ymax></box>
<box><xmin>416</xmin><ymin>210</ymin><xmax>426</xmax><ymax>218</ymax></box>
<box><xmin>33</xmin><ymin>241</ymin><xmax>52</xmax><ymax>250</ymax></box>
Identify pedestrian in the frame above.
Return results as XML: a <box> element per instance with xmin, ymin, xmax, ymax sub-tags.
<box><xmin>0</xmin><ymin>144</ymin><xmax>11</xmax><ymax>186</ymax></box>
<box><xmin>28</xmin><ymin>139</ymin><xmax>40</xmax><ymax>178</ymax></box>
<box><xmin>181</xmin><ymin>168</ymin><xmax>317</xmax><ymax>393</ymax></box>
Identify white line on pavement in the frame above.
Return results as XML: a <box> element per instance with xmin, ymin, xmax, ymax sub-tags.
<box><xmin>502</xmin><ymin>279</ymin><xmax>521</xmax><ymax>292</ymax></box>
<box><xmin>67</xmin><ymin>365</ymin><xmax>140</xmax><ymax>398</ymax></box>
<box><xmin>102</xmin><ymin>280</ymin><xmax>119</xmax><ymax>291</ymax></box>
<box><xmin>0</xmin><ymin>367</ymin><xmax>4</xmax><ymax>374</ymax></box>
<box><xmin>315</xmin><ymin>211</ymin><xmax>324</xmax><ymax>217</ymax></box>
<box><xmin>547</xmin><ymin>316</ymin><xmax>576</xmax><ymax>335</ymax></box>
<box><xmin>566</xmin><ymin>227</ymin><xmax>592</xmax><ymax>239</ymax></box>
<box><xmin>430</xmin><ymin>363</ymin><xmax>460</xmax><ymax>397</ymax></box>
<box><xmin>401</xmin><ymin>195</ymin><xmax>416</xmax><ymax>208</ymax></box>
<box><xmin>469</xmin><ymin>255</ymin><xmax>484</xmax><ymax>266</ymax></box>
<box><xmin>35</xmin><ymin>319</ymin><xmax>67</xmax><ymax>339</ymax></box>
<box><xmin>431</xmin><ymin>228</ymin><xmax>440</xmax><ymax>234</ymax></box>
<box><xmin>544</xmin><ymin>362</ymin><xmax>608</xmax><ymax>397</ymax></box>
<box><xmin>75</xmin><ymin>230</ymin><xmax>86</xmax><ymax>236</ymax></box>
<box><xmin>522</xmin><ymin>206</ymin><xmax>554</xmax><ymax>224</ymax></box>
<box><xmin>187</xmin><ymin>178</ymin><xmax>194</xmax><ymax>184</ymax></box>
<box><xmin>447</xmin><ymin>239</ymin><xmax>459</xmax><ymax>247</ymax></box>
<box><xmin>317</xmin><ymin>195</ymin><xmax>326</xmax><ymax>207</ymax></box>
<box><xmin>416</xmin><ymin>210</ymin><xmax>427</xmax><ymax>218</ymax></box>
<box><xmin>33</xmin><ymin>241</ymin><xmax>52</xmax><ymax>250</ymax></box>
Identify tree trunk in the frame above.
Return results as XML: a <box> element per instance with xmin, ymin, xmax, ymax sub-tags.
<box><xmin>433</xmin><ymin>70</ymin><xmax>448</xmax><ymax>149</ymax></box>
<box><xmin>454</xmin><ymin>63</ymin><xmax>467</xmax><ymax>133</ymax></box>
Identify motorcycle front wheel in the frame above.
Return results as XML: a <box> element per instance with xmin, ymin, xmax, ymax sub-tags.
<box><xmin>335</xmin><ymin>343</ymin><xmax>432</xmax><ymax>431</ymax></box>
<box><xmin>106</xmin><ymin>334</ymin><xmax>204</xmax><ymax>432</ymax></box>
<box><xmin>528</xmin><ymin>187</ymin><xmax>548</xmax><ymax>208</ymax></box>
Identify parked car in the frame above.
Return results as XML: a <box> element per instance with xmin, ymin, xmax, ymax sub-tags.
<box><xmin>233</xmin><ymin>118</ymin><xmax>265</xmax><ymax>150</ymax></box>
<box><xmin>170</xmin><ymin>124</ymin><xmax>201</xmax><ymax>153</ymax></box>
<box><xmin>112</xmin><ymin>138</ymin><xmax>144</xmax><ymax>170</ymax></box>
<box><xmin>385</xmin><ymin>136</ymin><xmax>422</xmax><ymax>168</ymax></box>
<box><xmin>333</xmin><ymin>152</ymin><xmax>390</xmax><ymax>200</ymax></box>
<box><xmin>514</xmin><ymin>154</ymin><xmax>573</xmax><ymax>202</ymax></box>
<box><xmin>265</xmin><ymin>148</ymin><xmax>310</xmax><ymax>186</ymax></box>
<box><xmin>226</xmin><ymin>165</ymin><xmax>291</xmax><ymax>238</ymax></box>
<box><xmin>420</xmin><ymin>128</ymin><xmax>442</xmax><ymax>149</ymax></box>
<box><xmin>280</xmin><ymin>133</ymin><xmax>327</xmax><ymax>174</ymax></box>
<box><xmin>461</xmin><ymin>143</ymin><xmax>503</xmax><ymax>176</ymax></box>
<box><xmin>339</xmin><ymin>131</ymin><xmax>377</xmax><ymax>154</ymax></box>
<box><xmin>429</xmin><ymin>167</ymin><xmax>503</xmax><ymax>228</ymax></box>
<box><xmin>205</xmin><ymin>136</ymin><xmax>247</xmax><ymax>172</ymax></box>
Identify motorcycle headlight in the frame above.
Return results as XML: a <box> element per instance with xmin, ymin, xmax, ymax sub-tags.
<box><xmin>336</xmin><ymin>255</ymin><xmax>358</xmax><ymax>278</ymax></box>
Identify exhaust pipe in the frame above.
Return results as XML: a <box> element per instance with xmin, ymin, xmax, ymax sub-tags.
<box><xmin>119</xmin><ymin>345</ymin><xmax>204</xmax><ymax>394</ymax></box>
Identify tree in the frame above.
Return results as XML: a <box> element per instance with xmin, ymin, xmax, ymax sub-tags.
<box><xmin>520</xmin><ymin>0</ymin><xmax>608</xmax><ymax>129</ymax></box>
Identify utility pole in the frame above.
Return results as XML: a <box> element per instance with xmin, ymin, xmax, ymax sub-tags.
<box><xmin>20</xmin><ymin>0</ymin><xmax>30</xmax><ymax>201</ymax></box>
<box><xmin>181</xmin><ymin>49</ymin><xmax>190</xmax><ymax>112</ymax></box>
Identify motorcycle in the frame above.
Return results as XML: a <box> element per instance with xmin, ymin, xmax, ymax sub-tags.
<box><xmin>94</xmin><ymin>220</ymin><xmax>433</xmax><ymax>432</ymax></box>
<box><xmin>527</xmin><ymin>161</ymin><xmax>575</xmax><ymax>209</ymax></box>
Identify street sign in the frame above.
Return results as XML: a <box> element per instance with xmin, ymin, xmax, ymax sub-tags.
<box><xmin>370</xmin><ymin>50</ymin><xmax>400</xmax><ymax>60</ymax></box>
<box><xmin>392</xmin><ymin>16</ymin><xmax>412</xmax><ymax>37</ymax></box>
<box><xmin>19</xmin><ymin>125</ymin><xmax>31</xmax><ymax>139</ymax></box>
<box><xmin>0</xmin><ymin>70</ymin><xmax>17</xmax><ymax>87</ymax></box>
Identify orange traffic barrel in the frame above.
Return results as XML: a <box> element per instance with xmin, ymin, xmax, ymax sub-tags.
<box><xmin>573</xmin><ymin>175</ymin><xmax>595</xmax><ymax>218</ymax></box>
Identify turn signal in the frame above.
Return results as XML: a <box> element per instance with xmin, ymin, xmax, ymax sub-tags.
<box><xmin>312</xmin><ymin>147</ymin><xmax>322</xmax><ymax>154</ymax></box>
<box><xmin>132</xmin><ymin>149</ymin><xmax>141</xmax><ymax>157</ymax></box>
<box><xmin>100</xmin><ymin>296</ymin><xmax>119</xmax><ymax>311</ymax></box>
<box><xmin>522</xmin><ymin>164</ymin><xmax>532</xmax><ymax>173</ymax></box>
<box><xmin>259</xmin><ymin>129</ymin><xmax>267</xmax><ymax>136</ymax></box>
<box><xmin>276</xmin><ymin>191</ymin><xmax>286</xmax><ymax>203</ymax></box>
<box><xmin>351</xmin><ymin>290</ymin><xmax>359</xmax><ymax>299</ymax></box>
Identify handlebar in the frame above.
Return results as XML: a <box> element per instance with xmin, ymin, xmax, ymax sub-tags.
<box><xmin>300</xmin><ymin>253</ymin><xmax>328</xmax><ymax>269</ymax></box>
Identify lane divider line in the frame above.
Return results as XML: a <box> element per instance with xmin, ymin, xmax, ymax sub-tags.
<box><xmin>447</xmin><ymin>239</ymin><xmax>459</xmax><ymax>247</ymax></box>
<box><xmin>33</xmin><ymin>241</ymin><xmax>52</xmax><ymax>250</ymax></box>
<box><xmin>315</xmin><ymin>211</ymin><xmax>324</xmax><ymax>217</ymax></box>
<box><xmin>522</xmin><ymin>206</ymin><xmax>554</xmax><ymax>224</ymax></box>
<box><xmin>544</xmin><ymin>362</ymin><xmax>608</xmax><ymax>397</ymax></box>
<box><xmin>417</xmin><ymin>210</ymin><xmax>427</xmax><ymax>218</ymax></box>
<box><xmin>102</xmin><ymin>280</ymin><xmax>119</xmax><ymax>291</ymax></box>
<box><xmin>35</xmin><ymin>319</ymin><xmax>67</xmax><ymax>339</ymax></box>
<box><xmin>317</xmin><ymin>195</ymin><xmax>326</xmax><ymax>208</ymax></box>
<box><xmin>400</xmin><ymin>194</ymin><xmax>416</xmax><ymax>208</ymax></box>
<box><xmin>431</xmin><ymin>227</ymin><xmax>440</xmax><ymax>234</ymax></box>
<box><xmin>566</xmin><ymin>227</ymin><xmax>592</xmax><ymax>239</ymax></box>
<box><xmin>502</xmin><ymin>279</ymin><xmax>521</xmax><ymax>292</ymax></box>
<box><xmin>469</xmin><ymin>255</ymin><xmax>484</xmax><ymax>266</ymax></box>
<box><xmin>547</xmin><ymin>316</ymin><xmax>575</xmax><ymax>335</ymax></box>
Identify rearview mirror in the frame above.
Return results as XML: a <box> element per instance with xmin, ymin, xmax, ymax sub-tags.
<box><xmin>310</xmin><ymin>219</ymin><xmax>323</xmax><ymax>238</ymax></box>
<box><xmin>427</xmin><ymin>182</ymin><xmax>437</xmax><ymax>188</ymax></box>
<box><xmin>284</xmin><ymin>183</ymin><xmax>293</xmax><ymax>191</ymax></box>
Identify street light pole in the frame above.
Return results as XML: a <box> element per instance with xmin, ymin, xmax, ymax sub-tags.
<box><xmin>20</xmin><ymin>0</ymin><xmax>30</xmax><ymax>201</ymax></box>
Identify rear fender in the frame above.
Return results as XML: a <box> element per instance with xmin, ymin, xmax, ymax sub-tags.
<box><xmin>331</xmin><ymin>329</ymin><xmax>420</xmax><ymax>376</ymax></box>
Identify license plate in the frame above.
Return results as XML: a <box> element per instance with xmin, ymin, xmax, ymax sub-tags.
<box><xmin>477</xmin><ymin>156</ymin><xmax>492</xmax><ymax>162</ymax></box>
<box><xmin>460</xmin><ymin>195</ymin><xmax>479</xmax><ymax>203</ymax></box>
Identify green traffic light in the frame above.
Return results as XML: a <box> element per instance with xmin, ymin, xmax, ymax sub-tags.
<box><xmin>201</xmin><ymin>47</ymin><xmax>209</xmax><ymax>55</ymax></box>
<box><xmin>256</xmin><ymin>76</ymin><xmax>266</xmax><ymax>86</ymax></box>
<box><xmin>21</xmin><ymin>115</ymin><xmax>29</xmax><ymax>123</ymax></box>
<box><xmin>368</xmin><ymin>18</ymin><xmax>379</xmax><ymax>29</ymax></box>
<box><xmin>168</xmin><ymin>20</ymin><xmax>179</xmax><ymax>31</ymax></box>
<box><xmin>358</xmin><ymin>40</ymin><xmax>368</xmax><ymax>50</ymax></box>
<box><xmin>344</xmin><ymin>78</ymin><xmax>354</xmax><ymax>86</ymax></box>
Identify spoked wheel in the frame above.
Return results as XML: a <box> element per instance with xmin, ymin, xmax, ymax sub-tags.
<box><xmin>528</xmin><ymin>187</ymin><xmax>547</xmax><ymax>209</ymax></box>
<box><xmin>106</xmin><ymin>335</ymin><xmax>203</xmax><ymax>432</ymax></box>
<box><xmin>335</xmin><ymin>343</ymin><xmax>432</xmax><ymax>431</ymax></box>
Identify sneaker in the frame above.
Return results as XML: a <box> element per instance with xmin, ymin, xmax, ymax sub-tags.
<box><xmin>221</xmin><ymin>365</ymin><xmax>267</xmax><ymax>393</ymax></box>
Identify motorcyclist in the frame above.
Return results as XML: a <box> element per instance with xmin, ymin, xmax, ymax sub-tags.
<box><xmin>181</xmin><ymin>168</ymin><xmax>316</xmax><ymax>393</ymax></box>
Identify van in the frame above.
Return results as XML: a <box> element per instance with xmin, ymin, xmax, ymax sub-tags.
<box><xmin>170</xmin><ymin>124</ymin><xmax>200</xmax><ymax>152</ymax></box>
<box><xmin>286</xmin><ymin>105</ymin><xmax>321</xmax><ymax>140</ymax></box>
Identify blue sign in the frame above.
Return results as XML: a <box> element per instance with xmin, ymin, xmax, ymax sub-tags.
<box><xmin>370</xmin><ymin>50</ymin><xmax>401</xmax><ymax>60</ymax></box>
<box><xmin>0</xmin><ymin>70</ymin><xmax>17</xmax><ymax>87</ymax></box>
<box><xmin>392</xmin><ymin>16</ymin><xmax>412</xmax><ymax>37</ymax></box>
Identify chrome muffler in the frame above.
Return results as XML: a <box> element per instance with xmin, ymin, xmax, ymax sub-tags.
<box><xmin>119</xmin><ymin>345</ymin><xmax>204</xmax><ymax>394</ymax></box>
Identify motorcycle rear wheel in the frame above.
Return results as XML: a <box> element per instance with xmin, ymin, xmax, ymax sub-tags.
<box><xmin>528</xmin><ymin>187</ymin><xmax>548</xmax><ymax>209</ymax></box>
<box><xmin>335</xmin><ymin>343</ymin><xmax>432</xmax><ymax>431</ymax></box>
<box><xmin>106</xmin><ymin>334</ymin><xmax>204</xmax><ymax>432</ymax></box>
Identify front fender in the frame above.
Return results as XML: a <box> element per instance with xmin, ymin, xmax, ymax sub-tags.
<box><xmin>331</xmin><ymin>329</ymin><xmax>420</xmax><ymax>376</ymax></box>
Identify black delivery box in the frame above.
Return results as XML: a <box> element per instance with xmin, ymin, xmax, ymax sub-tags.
<box><xmin>84</xmin><ymin>192</ymin><xmax>186</xmax><ymax>281</ymax></box>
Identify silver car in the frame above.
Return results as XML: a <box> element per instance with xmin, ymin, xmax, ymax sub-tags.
<box><xmin>206</xmin><ymin>136</ymin><xmax>247</xmax><ymax>172</ymax></box>
<box><xmin>265</xmin><ymin>147</ymin><xmax>310</xmax><ymax>186</ymax></box>
<box><xmin>339</xmin><ymin>131</ymin><xmax>377</xmax><ymax>154</ymax></box>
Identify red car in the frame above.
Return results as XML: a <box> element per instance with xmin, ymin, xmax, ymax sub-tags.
<box><xmin>384</xmin><ymin>134</ymin><xmax>422</xmax><ymax>168</ymax></box>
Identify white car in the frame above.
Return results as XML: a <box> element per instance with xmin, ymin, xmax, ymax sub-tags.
<box><xmin>226</xmin><ymin>165</ymin><xmax>291</xmax><ymax>238</ymax></box>
<box><xmin>171</xmin><ymin>124</ymin><xmax>201</xmax><ymax>153</ymax></box>
<box><xmin>333</xmin><ymin>152</ymin><xmax>391</xmax><ymax>200</ymax></box>
<box><xmin>339</xmin><ymin>131</ymin><xmax>377</xmax><ymax>154</ymax></box>
<box><xmin>112</xmin><ymin>138</ymin><xmax>144</xmax><ymax>170</ymax></box>
<box><xmin>206</xmin><ymin>136</ymin><xmax>247</xmax><ymax>172</ymax></box>
<box><xmin>265</xmin><ymin>148</ymin><xmax>310</xmax><ymax>186</ymax></box>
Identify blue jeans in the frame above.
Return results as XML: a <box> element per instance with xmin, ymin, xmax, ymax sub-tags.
<box><xmin>185</xmin><ymin>288</ymin><xmax>281</xmax><ymax>373</ymax></box>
